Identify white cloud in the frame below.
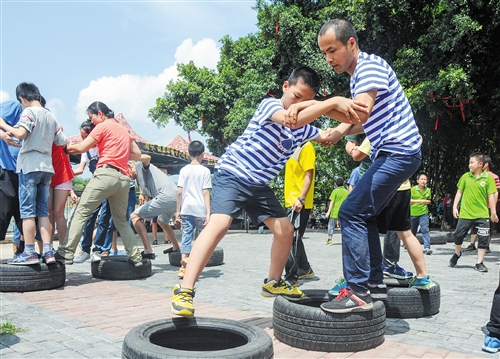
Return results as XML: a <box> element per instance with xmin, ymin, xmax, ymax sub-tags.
<box><xmin>46</xmin><ymin>98</ymin><xmax>64</xmax><ymax>118</ymax></box>
<box><xmin>73</xmin><ymin>38</ymin><xmax>219</xmax><ymax>148</ymax></box>
<box><xmin>0</xmin><ymin>91</ymin><xmax>11</xmax><ymax>102</ymax></box>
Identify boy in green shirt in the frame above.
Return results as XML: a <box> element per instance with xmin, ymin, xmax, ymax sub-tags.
<box><xmin>410</xmin><ymin>173</ymin><xmax>432</xmax><ymax>254</ymax></box>
<box><xmin>325</xmin><ymin>177</ymin><xmax>349</xmax><ymax>245</ymax></box>
<box><xmin>449</xmin><ymin>152</ymin><xmax>498</xmax><ymax>272</ymax></box>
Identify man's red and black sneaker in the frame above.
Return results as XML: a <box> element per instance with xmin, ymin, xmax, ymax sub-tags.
<box><xmin>320</xmin><ymin>288</ymin><xmax>373</xmax><ymax>313</ymax></box>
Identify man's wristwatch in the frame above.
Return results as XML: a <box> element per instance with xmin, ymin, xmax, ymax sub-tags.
<box><xmin>298</xmin><ymin>197</ymin><xmax>305</xmax><ymax>204</ymax></box>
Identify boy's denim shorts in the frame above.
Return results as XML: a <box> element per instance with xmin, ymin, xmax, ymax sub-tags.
<box><xmin>211</xmin><ymin>170</ymin><xmax>287</xmax><ymax>227</ymax></box>
<box><xmin>18</xmin><ymin>171</ymin><xmax>52</xmax><ymax>218</ymax></box>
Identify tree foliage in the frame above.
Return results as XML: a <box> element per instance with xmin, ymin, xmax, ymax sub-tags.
<box><xmin>150</xmin><ymin>0</ymin><xmax>500</xmax><ymax>204</ymax></box>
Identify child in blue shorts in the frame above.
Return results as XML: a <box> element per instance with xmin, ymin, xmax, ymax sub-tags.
<box><xmin>171</xmin><ymin>65</ymin><xmax>368</xmax><ymax>318</ymax></box>
<box><xmin>0</xmin><ymin>82</ymin><xmax>67</xmax><ymax>265</ymax></box>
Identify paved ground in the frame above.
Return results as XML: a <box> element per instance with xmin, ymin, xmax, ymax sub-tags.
<box><xmin>0</xmin><ymin>228</ymin><xmax>498</xmax><ymax>358</ymax></box>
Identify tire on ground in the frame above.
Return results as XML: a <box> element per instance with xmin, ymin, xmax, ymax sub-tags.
<box><xmin>0</xmin><ymin>262</ymin><xmax>65</xmax><ymax>292</ymax></box>
<box><xmin>273</xmin><ymin>289</ymin><xmax>385</xmax><ymax>352</ymax></box>
<box><xmin>122</xmin><ymin>317</ymin><xmax>273</xmax><ymax>359</ymax></box>
<box><xmin>91</xmin><ymin>258</ymin><xmax>152</xmax><ymax>280</ymax></box>
<box><xmin>416</xmin><ymin>231</ymin><xmax>447</xmax><ymax>245</ymax></box>
<box><xmin>384</xmin><ymin>282</ymin><xmax>440</xmax><ymax>318</ymax></box>
<box><xmin>169</xmin><ymin>247</ymin><xmax>224</xmax><ymax>267</ymax></box>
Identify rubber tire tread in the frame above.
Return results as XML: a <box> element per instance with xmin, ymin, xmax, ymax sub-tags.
<box><xmin>384</xmin><ymin>282</ymin><xmax>440</xmax><ymax>318</ymax></box>
<box><xmin>273</xmin><ymin>289</ymin><xmax>385</xmax><ymax>352</ymax></box>
<box><xmin>0</xmin><ymin>262</ymin><xmax>65</xmax><ymax>292</ymax></box>
<box><xmin>121</xmin><ymin>317</ymin><xmax>273</xmax><ymax>359</ymax></box>
<box><xmin>169</xmin><ymin>247</ymin><xmax>224</xmax><ymax>267</ymax></box>
<box><xmin>91</xmin><ymin>258</ymin><xmax>152</xmax><ymax>280</ymax></box>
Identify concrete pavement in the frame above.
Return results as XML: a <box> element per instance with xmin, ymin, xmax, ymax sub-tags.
<box><xmin>0</xmin><ymin>228</ymin><xmax>498</xmax><ymax>358</ymax></box>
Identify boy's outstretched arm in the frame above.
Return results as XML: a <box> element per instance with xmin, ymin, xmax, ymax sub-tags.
<box><xmin>312</xmin><ymin>123</ymin><xmax>353</xmax><ymax>145</ymax></box>
<box><xmin>0</xmin><ymin>118</ymin><xmax>27</xmax><ymax>140</ymax></box>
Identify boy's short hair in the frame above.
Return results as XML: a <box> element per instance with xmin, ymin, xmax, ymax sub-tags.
<box><xmin>484</xmin><ymin>155</ymin><xmax>492</xmax><ymax>168</ymax></box>
<box><xmin>16</xmin><ymin>82</ymin><xmax>41</xmax><ymax>102</ymax></box>
<box><xmin>288</xmin><ymin>66</ymin><xmax>321</xmax><ymax>94</ymax></box>
<box><xmin>318</xmin><ymin>19</ymin><xmax>359</xmax><ymax>46</ymax></box>
<box><xmin>188</xmin><ymin>140</ymin><xmax>205</xmax><ymax>158</ymax></box>
<box><xmin>335</xmin><ymin>177</ymin><xmax>344</xmax><ymax>187</ymax></box>
<box><xmin>470</xmin><ymin>152</ymin><xmax>486</xmax><ymax>164</ymax></box>
<box><xmin>417</xmin><ymin>172</ymin><xmax>428</xmax><ymax>179</ymax></box>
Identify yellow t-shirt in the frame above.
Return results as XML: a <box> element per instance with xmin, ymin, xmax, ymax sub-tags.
<box><xmin>284</xmin><ymin>142</ymin><xmax>316</xmax><ymax>208</ymax></box>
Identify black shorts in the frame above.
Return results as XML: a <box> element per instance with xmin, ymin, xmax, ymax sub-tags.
<box><xmin>377</xmin><ymin>189</ymin><xmax>411</xmax><ymax>234</ymax></box>
<box><xmin>454</xmin><ymin>218</ymin><xmax>490</xmax><ymax>248</ymax></box>
<box><xmin>210</xmin><ymin>170</ymin><xmax>287</xmax><ymax>227</ymax></box>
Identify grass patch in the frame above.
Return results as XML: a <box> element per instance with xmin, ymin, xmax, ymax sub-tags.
<box><xmin>0</xmin><ymin>319</ymin><xmax>23</xmax><ymax>335</ymax></box>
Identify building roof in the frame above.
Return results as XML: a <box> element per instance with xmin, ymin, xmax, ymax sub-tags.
<box><xmin>67</xmin><ymin>113</ymin><xmax>218</xmax><ymax>175</ymax></box>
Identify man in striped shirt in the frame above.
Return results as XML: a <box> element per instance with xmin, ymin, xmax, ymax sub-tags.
<box><xmin>171</xmin><ymin>65</ymin><xmax>369</xmax><ymax>318</ymax></box>
<box><xmin>317</xmin><ymin>19</ymin><xmax>423</xmax><ymax>313</ymax></box>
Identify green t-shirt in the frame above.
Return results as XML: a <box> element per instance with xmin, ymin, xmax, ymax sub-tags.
<box><xmin>329</xmin><ymin>187</ymin><xmax>349</xmax><ymax>218</ymax></box>
<box><xmin>410</xmin><ymin>185</ymin><xmax>431</xmax><ymax>216</ymax></box>
<box><xmin>457</xmin><ymin>171</ymin><xmax>498</xmax><ymax>219</ymax></box>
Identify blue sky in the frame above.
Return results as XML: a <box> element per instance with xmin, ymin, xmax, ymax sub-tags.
<box><xmin>1</xmin><ymin>0</ymin><xmax>258</xmax><ymax>162</ymax></box>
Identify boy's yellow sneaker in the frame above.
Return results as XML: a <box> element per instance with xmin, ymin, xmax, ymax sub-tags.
<box><xmin>261</xmin><ymin>278</ymin><xmax>304</xmax><ymax>301</ymax></box>
<box><xmin>171</xmin><ymin>284</ymin><xmax>195</xmax><ymax>318</ymax></box>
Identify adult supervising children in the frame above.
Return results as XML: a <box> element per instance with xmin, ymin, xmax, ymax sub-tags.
<box><xmin>171</xmin><ymin>65</ymin><xmax>368</xmax><ymax>318</ymax></box>
<box><xmin>316</xmin><ymin>19</ymin><xmax>422</xmax><ymax>313</ymax></box>
<box><xmin>56</xmin><ymin>101</ymin><xmax>143</xmax><ymax>267</ymax></box>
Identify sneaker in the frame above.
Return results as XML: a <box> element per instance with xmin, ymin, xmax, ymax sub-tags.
<box><xmin>383</xmin><ymin>265</ymin><xmax>413</xmax><ymax>279</ymax></box>
<box><xmin>55</xmin><ymin>252</ymin><xmax>73</xmax><ymax>265</ymax></box>
<box><xmin>298</xmin><ymin>268</ymin><xmax>315</xmax><ymax>279</ymax></box>
<box><xmin>328</xmin><ymin>277</ymin><xmax>347</xmax><ymax>296</ymax></box>
<box><xmin>475</xmin><ymin>262</ymin><xmax>488</xmax><ymax>272</ymax></box>
<box><xmin>368</xmin><ymin>283</ymin><xmax>387</xmax><ymax>300</ymax></box>
<box><xmin>6</xmin><ymin>253</ymin><xmax>20</xmax><ymax>264</ymax></box>
<box><xmin>321</xmin><ymin>288</ymin><xmax>373</xmax><ymax>313</ymax></box>
<box><xmin>409</xmin><ymin>275</ymin><xmax>436</xmax><ymax>290</ymax></box>
<box><xmin>464</xmin><ymin>243</ymin><xmax>477</xmax><ymax>252</ymax></box>
<box><xmin>449</xmin><ymin>251</ymin><xmax>461</xmax><ymax>267</ymax></box>
<box><xmin>177</xmin><ymin>266</ymin><xmax>185</xmax><ymax>279</ymax></box>
<box><xmin>325</xmin><ymin>239</ymin><xmax>332</xmax><ymax>245</ymax></box>
<box><xmin>423</xmin><ymin>248</ymin><xmax>433</xmax><ymax>255</ymax></box>
<box><xmin>73</xmin><ymin>251</ymin><xmax>90</xmax><ymax>263</ymax></box>
<box><xmin>42</xmin><ymin>251</ymin><xmax>56</xmax><ymax>264</ymax></box>
<box><xmin>91</xmin><ymin>251</ymin><xmax>102</xmax><ymax>262</ymax></box>
<box><xmin>483</xmin><ymin>334</ymin><xmax>500</xmax><ymax>353</ymax></box>
<box><xmin>261</xmin><ymin>278</ymin><xmax>304</xmax><ymax>301</ymax></box>
<box><xmin>129</xmin><ymin>259</ymin><xmax>143</xmax><ymax>268</ymax></box>
<box><xmin>9</xmin><ymin>252</ymin><xmax>39</xmax><ymax>265</ymax></box>
<box><xmin>171</xmin><ymin>284</ymin><xmax>195</xmax><ymax>318</ymax></box>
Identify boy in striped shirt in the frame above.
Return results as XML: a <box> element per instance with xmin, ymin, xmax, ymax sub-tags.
<box><xmin>171</xmin><ymin>65</ymin><xmax>368</xmax><ymax>318</ymax></box>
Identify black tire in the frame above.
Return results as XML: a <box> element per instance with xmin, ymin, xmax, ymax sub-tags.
<box><xmin>384</xmin><ymin>282</ymin><xmax>440</xmax><ymax>318</ymax></box>
<box><xmin>273</xmin><ymin>289</ymin><xmax>385</xmax><ymax>352</ymax></box>
<box><xmin>416</xmin><ymin>231</ymin><xmax>447</xmax><ymax>245</ymax></box>
<box><xmin>91</xmin><ymin>258</ymin><xmax>152</xmax><ymax>280</ymax></box>
<box><xmin>169</xmin><ymin>247</ymin><xmax>224</xmax><ymax>267</ymax></box>
<box><xmin>122</xmin><ymin>317</ymin><xmax>273</xmax><ymax>359</ymax></box>
<box><xmin>0</xmin><ymin>262</ymin><xmax>65</xmax><ymax>292</ymax></box>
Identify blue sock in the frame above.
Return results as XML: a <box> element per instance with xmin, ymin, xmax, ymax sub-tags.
<box><xmin>25</xmin><ymin>244</ymin><xmax>35</xmax><ymax>255</ymax></box>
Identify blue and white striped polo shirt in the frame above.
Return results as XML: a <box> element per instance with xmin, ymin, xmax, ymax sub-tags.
<box><xmin>351</xmin><ymin>52</ymin><xmax>422</xmax><ymax>160</ymax></box>
<box><xmin>215</xmin><ymin>97</ymin><xmax>320</xmax><ymax>186</ymax></box>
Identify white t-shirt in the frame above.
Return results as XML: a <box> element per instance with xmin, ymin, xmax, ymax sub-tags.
<box><xmin>80</xmin><ymin>147</ymin><xmax>99</xmax><ymax>165</ymax></box>
<box><xmin>177</xmin><ymin>164</ymin><xmax>212</xmax><ymax>218</ymax></box>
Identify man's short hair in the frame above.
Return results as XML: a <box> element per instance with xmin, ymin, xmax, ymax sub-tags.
<box><xmin>16</xmin><ymin>82</ymin><xmax>41</xmax><ymax>102</ymax></box>
<box><xmin>318</xmin><ymin>19</ymin><xmax>358</xmax><ymax>46</ymax></box>
<box><xmin>188</xmin><ymin>140</ymin><xmax>205</xmax><ymax>158</ymax></box>
<box><xmin>288</xmin><ymin>66</ymin><xmax>321</xmax><ymax>94</ymax></box>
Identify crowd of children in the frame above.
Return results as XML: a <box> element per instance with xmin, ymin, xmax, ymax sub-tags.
<box><xmin>1</xmin><ymin>18</ymin><xmax>499</xmax><ymax>354</ymax></box>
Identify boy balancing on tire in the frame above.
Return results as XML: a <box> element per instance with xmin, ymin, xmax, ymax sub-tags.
<box><xmin>171</xmin><ymin>65</ymin><xmax>369</xmax><ymax>318</ymax></box>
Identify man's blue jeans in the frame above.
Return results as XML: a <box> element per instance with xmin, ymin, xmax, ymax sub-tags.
<box><xmin>339</xmin><ymin>151</ymin><xmax>421</xmax><ymax>294</ymax></box>
<box><xmin>411</xmin><ymin>214</ymin><xmax>430</xmax><ymax>249</ymax></box>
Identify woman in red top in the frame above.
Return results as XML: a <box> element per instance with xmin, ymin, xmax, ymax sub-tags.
<box><xmin>49</xmin><ymin>143</ymin><xmax>77</xmax><ymax>244</ymax></box>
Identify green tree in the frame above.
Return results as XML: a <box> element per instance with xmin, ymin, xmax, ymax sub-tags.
<box><xmin>150</xmin><ymin>0</ymin><xmax>500</xmax><ymax>203</ymax></box>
